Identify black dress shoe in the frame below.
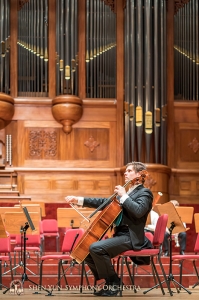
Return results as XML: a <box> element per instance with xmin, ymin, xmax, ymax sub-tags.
<box><xmin>94</xmin><ymin>288</ymin><xmax>104</xmax><ymax>296</ymax></box>
<box><xmin>180</xmin><ymin>251</ymin><xmax>185</xmax><ymax>255</ymax></box>
<box><xmin>100</xmin><ymin>287</ymin><xmax>120</xmax><ymax>297</ymax></box>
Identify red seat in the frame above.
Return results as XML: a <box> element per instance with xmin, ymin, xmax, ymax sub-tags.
<box><xmin>116</xmin><ymin>214</ymin><xmax>172</xmax><ymax>296</ymax></box>
<box><xmin>0</xmin><ymin>236</ymin><xmax>13</xmax><ymax>290</ymax></box>
<box><xmin>41</xmin><ymin>219</ymin><xmax>60</xmax><ymax>252</ymax></box>
<box><xmin>39</xmin><ymin>228</ymin><xmax>86</xmax><ymax>292</ymax></box>
<box><xmin>172</xmin><ymin>232</ymin><xmax>199</xmax><ymax>288</ymax></box>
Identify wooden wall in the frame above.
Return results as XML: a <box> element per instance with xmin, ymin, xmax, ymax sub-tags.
<box><xmin>169</xmin><ymin>102</ymin><xmax>199</xmax><ymax>205</ymax></box>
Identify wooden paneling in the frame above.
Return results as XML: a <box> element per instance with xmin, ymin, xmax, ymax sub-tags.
<box><xmin>8</xmin><ymin>101</ymin><xmax>117</xmax><ymax>168</ymax></box>
<box><xmin>175</xmin><ymin>123</ymin><xmax>199</xmax><ymax>169</ymax></box>
<box><xmin>170</xmin><ymin>169</ymin><xmax>199</xmax><ymax>204</ymax></box>
<box><xmin>16</xmin><ymin>170</ymin><xmax>117</xmax><ymax>203</ymax></box>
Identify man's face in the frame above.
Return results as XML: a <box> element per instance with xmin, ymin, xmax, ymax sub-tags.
<box><xmin>124</xmin><ymin>165</ymin><xmax>139</xmax><ymax>183</ymax></box>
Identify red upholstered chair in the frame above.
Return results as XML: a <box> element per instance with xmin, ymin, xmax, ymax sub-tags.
<box><xmin>124</xmin><ymin>231</ymin><xmax>155</xmax><ymax>286</ymax></box>
<box><xmin>172</xmin><ymin>232</ymin><xmax>199</xmax><ymax>289</ymax></box>
<box><xmin>39</xmin><ymin>228</ymin><xmax>86</xmax><ymax>291</ymax></box>
<box><xmin>0</xmin><ymin>236</ymin><xmax>14</xmax><ymax>290</ymax></box>
<box><xmin>117</xmin><ymin>214</ymin><xmax>172</xmax><ymax>296</ymax></box>
<box><xmin>41</xmin><ymin>219</ymin><xmax>60</xmax><ymax>252</ymax></box>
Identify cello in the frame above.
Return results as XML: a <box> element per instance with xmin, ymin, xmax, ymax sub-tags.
<box><xmin>70</xmin><ymin>170</ymin><xmax>148</xmax><ymax>264</ymax></box>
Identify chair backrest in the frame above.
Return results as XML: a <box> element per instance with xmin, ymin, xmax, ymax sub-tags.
<box><xmin>42</xmin><ymin>219</ymin><xmax>58</xmax><ymax>233</ymax></box>
<box><xmin>194</xmin><ymin>233</ymin><xmax>199</xmax><ymax>253</ymax></box>
<box><xmin>15</xmin><ymin>233</ymin><xmax>41</xmax><ymax>247</ymax></box>
<box><xmin>62</xmin><ymin>228</ymin><xmax>85</xmax><ymax>253</ymax></box>
<box><xmin>153</xmin><ymin>214</ymin><xmax>168</xmax><ymax>247</ymax></box>
<box><xmin>0</xmin><ymin>236</ymin><xmax>11</xmax><ymax>253</ymax></box>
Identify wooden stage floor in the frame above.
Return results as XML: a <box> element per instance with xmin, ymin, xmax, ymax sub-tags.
<box><xmin>1</xmin><ymin>286</ymin><xmax>199</xmax><ymax>299</ymax></box>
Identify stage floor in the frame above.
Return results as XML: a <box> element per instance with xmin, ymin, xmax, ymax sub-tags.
<box><xmin>1</xmin><ymin>285</ymin><xmax>199</xmax><ymax>299</ymax></box>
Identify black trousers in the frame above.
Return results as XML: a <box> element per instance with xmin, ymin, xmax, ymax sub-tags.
<box><xmin>85</xmin><ymin>230</ymin><xmax>132</xmax><ymax>281</ymax></box>
<box><xmin>163</xmin><ymin>231</ymin><xmax>187</xmax><ymax>252</ymax></box>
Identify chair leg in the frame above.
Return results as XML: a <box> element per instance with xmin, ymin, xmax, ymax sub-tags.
<box><xmin>124</xmin><ymin>258</ymin><xmax>136</xmax><ymax>289</ymax></box>
<box><xmin>56</xmin><ymin>236</ymin><xmax>60</xmax><ymax>252</ymax></box>
<box><xmin>14</xmin><ymin>251</ymin><xmax>16</xmax><ymax>275</ymax></box>
<box><xmin>9</xmin><ymin>255</ymin><xmax>14</xmax><ymax>281</ymax></box>
<box><xmin>157</xmin><ymin>256</ymin><xmax>173</xmax><ymax>296</ymax></box>
<box><xmin>143</xmin><ymin>257</ymin><xmax>166</xmax><ymax>296</ymax></box>
<box><xmin>79</xmin><ymin>261</ymin><xmax>90</xmax><ymax>293</ymax></box>
<box><xmin>151</xmin><ymin>258</ymin><xmax>165</xmax><ymax>295</ymax></box>
<box><xmin>119</xmin><ymin>257</ymin><xmax>125</xmax><ymax>297</ymax></box>
<box><xmin>178</xmin><ymin>260</ymin><xmax>184</xmax><ymax>290</ymax></box>
<box><xmin>60</xmin><ymin>260</ymin><xmax>69</xmax><ymax>286</ymax></box>
<box><xmin>192</xmin><ymin>260</ymin><xmax>199</xmax><ymax>288</ymax></box>
<box><xmin>39</xmin><ymin>260</ymin><xmax>44</xmax><ymax>289</ymax></box>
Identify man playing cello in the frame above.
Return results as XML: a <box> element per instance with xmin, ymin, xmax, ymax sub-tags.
<box><xmin>65</xmin><ymin>161</ymin><xmax>153</xmax><ymax>296</ymax></box>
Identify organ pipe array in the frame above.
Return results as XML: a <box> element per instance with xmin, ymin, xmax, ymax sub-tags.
<box><xmin>17</xmin><ymin>0</ymin><xmax>49</xmax><ymax>97</ymax></box>
<box><xmin>56</xmin><ymin>0</ymin><xmax>78</xmax><ymax>95</ymax></box>
<box><xmin>86</xmin><ymin>0</ymin><xmax>116</xmax><ymax>98</ymax></box>
<box><xmin>174</xmin><ymin>0</ymin><xmax>199</xmax><ymax>101</ymax></box>
<box><xmin>124</xmin><ymin>0</ymin><xmax>167</xmax><ymax>164</ymax></box>
<box><xmin>0</xmin><ymin>0</ymin><xmax>10</xmax><ymax>94</ymax></box>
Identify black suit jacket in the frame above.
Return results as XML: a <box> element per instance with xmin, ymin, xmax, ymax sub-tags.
<box><xmin>83</xmin><ymin>184</ymin><xmax>153</xmax><ymax>251</ymax></box>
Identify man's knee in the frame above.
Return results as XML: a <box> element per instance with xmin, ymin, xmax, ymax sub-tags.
<box><xmin>179</xmin><ymin>232</ymin><xmax>186</xmax><ymax>239</ymax></box>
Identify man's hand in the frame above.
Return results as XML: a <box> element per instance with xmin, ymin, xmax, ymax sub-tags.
<box><xmin>114</xmin><ymin>185</ymin><xmax>127</xmax><ymax>197</ymax></box>
<box><xmin>65</xmin><ymin>196</ymin><xmax>78</xmax><ymax>205</ymax></box>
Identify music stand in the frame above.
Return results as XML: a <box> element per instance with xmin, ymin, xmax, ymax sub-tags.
<box><xmin>3</xmin><ymin>207</ymin><xmax>51</xmax><ymax>296</ymax></box>
<box><xmin>155</xmin><ymin>202</ymin><xmax>191</xmax><ymax>295</ymax></box>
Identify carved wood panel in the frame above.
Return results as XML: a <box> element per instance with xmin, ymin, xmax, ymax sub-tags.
<box><xmin>26</xmin><ymin>128</ymin><xmax>58</xmax><ymax>160</ymax></box>
<box><xmin>175</xmin><ymin>123</ymin><xmax>199</xmax><ymax>168</ymax></box>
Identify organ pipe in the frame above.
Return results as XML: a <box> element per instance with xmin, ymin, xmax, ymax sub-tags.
<box><xmin>86</xmin><ymin>0</ymin><xmax>116</xmax><ymax>98</ymax></box>
<box><xmin>174</xmin><ymin>0</ymin><xmax>199</xmax><ymax>101</ymax></box>
<box><xmin>124</xmin><ymin>0</ymin><xmax>167</xmax><ymax>164</ymax></box>
<box><xmin>17</xmin><ymin>0</ymin><xmax>49</xmax><ymax>96</ymax></box>
<box><xmin>56</xmin><ymin>0</ymin><xmax>78</xmax><ymax>96</ymax></box>
<box><xmin>0</xmin><ymin>0</ymin><xmax>10</xmax><ymax>94</ymax></box>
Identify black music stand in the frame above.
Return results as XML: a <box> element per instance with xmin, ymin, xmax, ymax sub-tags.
<box><xmin>3</xmin><ymin>207</ymin><xmax>51</xmax><ymax>296</ymax></box>
<box><xmin>145</xmin><ymin>202</ymin><xmax>191</xmax><ymax>295</ymax></box>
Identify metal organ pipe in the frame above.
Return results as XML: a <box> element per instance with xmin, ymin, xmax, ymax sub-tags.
<box><xmin>174</xmin><ymin>0</ymin><xmax>199</xmax><ymax>101</ymax></box>
<box><xmin>124</xmin><ymin>0</ymin><xmax>167</xmax><ymax>164</ymax></box>
<box><xmin>0</xmin><ymin>0</ymin><xmax>10</xmax><ymax>94</ymax></box>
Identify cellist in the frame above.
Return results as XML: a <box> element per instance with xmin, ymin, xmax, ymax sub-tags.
<box><xmin>65</xmin><ymin>161</ymin><xmax>153</xmax><ymax>297</ymax></box>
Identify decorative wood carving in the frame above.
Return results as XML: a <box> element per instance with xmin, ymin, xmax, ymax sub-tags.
<box><xmin>188</xmin><ymin>138</ymin><xmax>199</xmax><ymax>154</ymax></box>
<box><xmin>52</xmin><ymin>95</ymin><xmax>83</xmax><ymax>134</ymax></box>
<box><xmin>28</xmin><ymin>130</ymin><xmax>57</xmax><ymax>159</ymax></box>
<box><xmin>0</xmin><ymin>93</ymin><xmax>15</xmax><ymax>130</ymax></box>
<box><xmin>84</xmin><ymin>136</ymin><xmax>100</xmax><ymax>153</ymax></box>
